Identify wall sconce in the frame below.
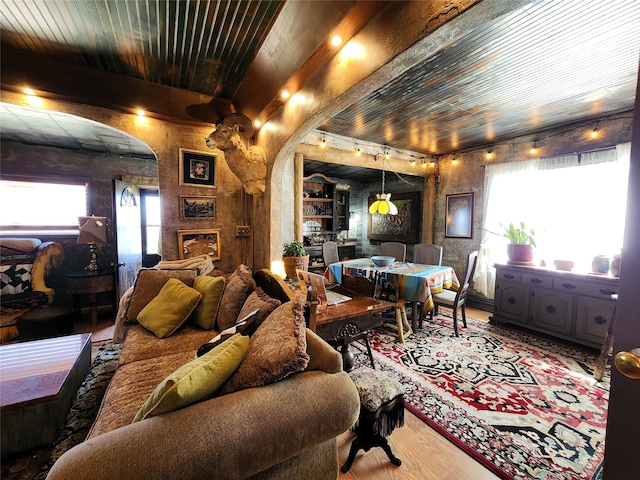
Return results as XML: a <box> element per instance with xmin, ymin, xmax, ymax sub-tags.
<box><xmin>78</xmin><ymin>216</ymin><xmax>108</xmax><ymax>273</ymax></box>
<box><xmin>270</xmin><ymin>260</ymin><xmax>286</xmax><ymax>280</ymax></box>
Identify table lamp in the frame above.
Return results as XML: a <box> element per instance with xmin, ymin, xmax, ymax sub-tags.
<box><xmin>78</xmin><ymin>216</ymin><xmax>108</xmax><ymax>273</ymax></box>
<box><xmin>270</xmin><ymin>260</ymin><xmax>286</xmax><ymax>280</ymax></box>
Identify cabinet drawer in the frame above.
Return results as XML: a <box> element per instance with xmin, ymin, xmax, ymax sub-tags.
<box><xmin>553</xmin><ymin>278</ymin><xmax>618</xmax><ymax>299</ymax></box>
<box><xmin>496</xmin><ymin>270</ymin><xmax>522</xmax><ymax>283</ymax></box>
<box><xmin>523</xmin><ymin>273</ymin><xmax>553</xmax><ymax>289</ymax></box>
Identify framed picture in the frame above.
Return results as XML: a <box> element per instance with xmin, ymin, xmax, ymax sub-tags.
<box><xmin>178</xmin><ymin>229</ymin><xmax>221</xmax><ymax>260</ymax></box>
<box><xmin>367</xmin><ymin>191</ymin><xmax>421</xmax><ymax>243</ymax></box>
<box><xmin>180</xmin><ymin>196</ymin><xmax>216</xmax><ymax>220</ymax></box>
<box><xmin>179</xmin><ymin>148</ymin><xmax>216</xmax><ymax>187</ymax></box>
<box><xmin>445</xmin><ymin>192</ymin><xmax>474</xmax><ymax>239</ymax></box>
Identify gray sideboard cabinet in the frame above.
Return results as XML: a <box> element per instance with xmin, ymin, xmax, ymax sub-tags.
<box><xmin>492</xmin><ymin>264</ymin><xmax>618</xmax><ymax>349</ymax></box>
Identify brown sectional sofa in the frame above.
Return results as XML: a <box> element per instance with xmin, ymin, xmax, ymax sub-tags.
<box><xmin>46</xmin><ymin>267</ymin><xmax>360</xmax><ymax>480</ymax></box>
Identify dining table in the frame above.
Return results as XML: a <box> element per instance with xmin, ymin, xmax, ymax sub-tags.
<box><xmin>328</xmin><ymin>258</ymin><xmax>460</xmax><ymax>330</ymax></box>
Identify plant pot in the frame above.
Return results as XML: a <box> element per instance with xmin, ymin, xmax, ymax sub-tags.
<box><xmin>506</xmin><ymin>244</ymin><xmax>533</xmax><ymax>264</ymax></box>
<box><xmin>283</xmin><ymin>255</ymin><xmax>309</xmax><ymax>280</ymax></box>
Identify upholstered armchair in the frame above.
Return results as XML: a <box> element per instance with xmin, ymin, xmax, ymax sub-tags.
<box><xmin>0</xmin><ymin>238</ymin><xmax>65</xmax><ymax>342</ymax></box>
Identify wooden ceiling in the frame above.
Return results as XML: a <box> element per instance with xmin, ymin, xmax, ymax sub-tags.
<box><xmin>1</xmin><ymin>0</ymin><xmax>639</xmax><ymax>157</ymax></box>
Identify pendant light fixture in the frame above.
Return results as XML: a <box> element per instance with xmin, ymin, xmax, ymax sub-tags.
<box><xmin>368</xmin><ymin>155</ymin><xmax>398</xmax><ymax>215</ymax></box>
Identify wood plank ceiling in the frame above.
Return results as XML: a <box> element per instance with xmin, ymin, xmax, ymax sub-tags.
<box><xmin>1</xmin><ymin>0</ymin><xmax>639</xmax><ymax>162</ymax></box>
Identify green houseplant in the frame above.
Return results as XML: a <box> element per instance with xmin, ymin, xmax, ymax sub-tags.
<box><xmin>282</xmin><ymin>240</ymin><xmax>309</xmax><ymax>280</ymax></box>
<box><xmin>487</xmin><ymin>222</ymin><xmax>536</xmax><ymax>264</ymax></box>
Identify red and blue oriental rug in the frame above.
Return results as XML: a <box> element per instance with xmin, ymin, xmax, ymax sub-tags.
<box><xmin>355</xmin><ymin>313</ymin><xmax>609</xmax><ymax>480</ymax></box>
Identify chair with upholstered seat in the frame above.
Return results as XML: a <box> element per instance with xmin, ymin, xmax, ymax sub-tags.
<box><xmin>413</xmin><ymin>243</ymin><xmax>443</xmax><ymax>266</ymax></box>
<box><xmin>380</xmin><ymin>242</ymin><xmax>406</xmax><ymax>262</ymax></box>
<box><xmin>322</xmin><ymin>241</ymin><xmax>340</xmax><ymax>267</ymax></box>
<box><xmin>429</xmin><ymin>250</ymin><xmax>478</xmax><ymax>336</ymax></box>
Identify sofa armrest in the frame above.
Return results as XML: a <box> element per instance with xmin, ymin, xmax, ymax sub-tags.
<box><xmin>305</xmin><ymin>328</ymin><xmax>343</xmax><ymax>373</ymax></box>
<box><xmin>47</xmin><ymin>370</ymin><xmax>360</xmax><ymax>480</ymax></box>
<box><xmin>31</xmin><ymin>241</ymin><xmax>64</xmax><ymax>304</ymax></box>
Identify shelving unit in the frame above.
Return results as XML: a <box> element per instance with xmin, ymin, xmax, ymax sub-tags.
<box><xmin>302</xmin><ymin>173</ymin><xmax>349</xmax><ymax>236</ymax></box>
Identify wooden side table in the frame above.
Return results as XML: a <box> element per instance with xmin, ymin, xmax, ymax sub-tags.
<box><xmin>64</xmin><ymin>270</ymin><xmax>116</xmax><ymax>325</ymax></box>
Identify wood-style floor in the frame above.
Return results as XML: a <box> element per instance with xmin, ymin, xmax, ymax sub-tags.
<box><xmin>81</xmin><ymin>305</ymin><xmax>500</xmax><ymax>480</ymax></box>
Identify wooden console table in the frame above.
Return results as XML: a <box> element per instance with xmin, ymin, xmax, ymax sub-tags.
<box><xmin>64</xmin><ymin>269</ymin><xmax>116</xmax><ymax>325</ymax></box>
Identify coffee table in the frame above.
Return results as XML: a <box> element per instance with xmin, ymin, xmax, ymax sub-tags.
<box><xmin>0</xmin><ymin>333</ymin><xmax>92</xmax><ymax>457</ymax></box>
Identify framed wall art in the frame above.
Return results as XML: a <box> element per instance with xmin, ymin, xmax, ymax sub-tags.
<box><xmin>179</xmin><ymin>148</ymin><xmax>216</xmax><ymax>187</ymax></box>
<box><xmin>367</xmin><ymin>191</ymin><xmax>421</xmax><ymax>243</ymax></box>
<box><xmin>180</xmin><ymin>196</ymin><xmax>216</xmax><ymax>220</ymax></box>
<box><xmin>177</xmin><ymin>229</ymin><xmax>221</xmax><ymax>260</ymax></box>
<box><xmin>445</xmin><ymin>192</ymin><xmax>474</xmax><ymax>239</ymax></box>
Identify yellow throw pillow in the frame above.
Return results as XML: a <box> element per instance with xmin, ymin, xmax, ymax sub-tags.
<box><xmin>137</xmin><ymin>278</ymin><xmax>202</xmax><ymax>338</ymax></box>
<box><xmin>191</xmin><ymin>275</ymin><xmax>226</xmax><ymax>330</ymax></box>
<box><xmin>132</xmin><ymin>333</ymin><xmax>249</xmax><ymax>422</ymax></box>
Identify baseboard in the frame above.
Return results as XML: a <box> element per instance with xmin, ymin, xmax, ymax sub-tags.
<box><xmin>467</xmin><ymin>296</ymin><xmax>494</xmax><ymax>312</ymax></box>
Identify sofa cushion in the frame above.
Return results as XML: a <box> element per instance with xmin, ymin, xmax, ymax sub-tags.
<box><xmin>87</xmin><ymin>350</ymin><xmax>197</xmax><ymax>439</ymax></box>
<box><xmin>137</xmin><ymin>279</ymin><xmax>202</xmax><ymax>338</ymax></box>
<box><xmin>126</xmin><ymin>269</ymin><xmax>197</xmax><ymax>321</ymax></box>
<box><xmin>222</xmin><ymin>301</ymin><xmax>309</xmax><ymax>394</ymax></box>
<box><xmin>191</xmin><ymin>275</ymin><xmax>225</xmax><ymax>330</ymax></box>
<box><xmin>216</xmin><ymin>265</ymin><xmax>256</xmax><ymax>331</ymax></box>
<box><xmin>133</xmin><ymin>333</ymin><xmax>249</xmax><ymax>422</ymax></box>
<box><xmin>119</xmin><ymin>324</ymin><xmax>219</xmax><ymax>366</ymax></box>
<box><xmin>235</xmin><ymin>287</ymin><xmax>281</xmax><ymax>336</ymax></box>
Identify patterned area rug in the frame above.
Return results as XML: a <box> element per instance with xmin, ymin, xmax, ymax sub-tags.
<box><xmin>354</xmin><ymin>313</ymin><xmax>609</xmax><ymax>480</ymax></box>
<box><xmin>1</xmin><ymin>340</ymin><xmax>122</xmax><ymax>480</ymax></box>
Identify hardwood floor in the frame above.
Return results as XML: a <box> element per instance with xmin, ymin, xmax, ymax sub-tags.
<box><xmin>80</xmin><ymin>305</ymin><xmax>500</xmax><ymax>480</ymax></box>
<box><xmin>337</xmin><ymin>306</ymin><xmax>500</xmax><ymax>480</ymax></box>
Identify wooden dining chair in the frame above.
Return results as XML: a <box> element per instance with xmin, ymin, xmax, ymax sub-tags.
<box><xmin>322</xmin><ymin>241</ymin><xmax>340</xmax><ymax>267</ymax></box>
<box><xmin>430</xmin><ymin>250</ymin><xmax>478</xmax><ymax>336</ymax></box>
<box><xmin>380</xmin><ymin>242</ymin><xmax>406</xmax><ymax>262</ymax></box>
<box><xmin>413</xmin><ymin>244</ymin><xmax>443</xmax><ymax>266</ymax></box>
<box><xmin>375</xmin><ymin>280</ymin><xmax>412</xmax><ymax>343</ymax></box>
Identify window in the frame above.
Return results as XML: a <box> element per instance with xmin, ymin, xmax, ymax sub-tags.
<box><xmin>475</xmin><ymin>143</ymin><xmax>630</xmax><ymax>298</ymax></box>
<box><xmin>141</xmin><ymin>190</ymin><xmax>161</xmax><ymax>256</ymax></box>
<box><xmin>0</xmin><ymin>178</ymin><xmax>88</xmax><ymax>234</ymax></box>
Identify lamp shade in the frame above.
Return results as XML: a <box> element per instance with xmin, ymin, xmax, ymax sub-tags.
<box><xmin>368</xmin><ymin>193</ymin><xmax>398</xmax><ymax>215</ymax></box>
<box><xmin>78</xmin><ymin>216</ymin><xmax>108</xmax><ymax>244</ymax></box>
<box><xmin>270</xmin><ymin>260</ymin><xmax>286</xmax><ymax>279</ymax></box>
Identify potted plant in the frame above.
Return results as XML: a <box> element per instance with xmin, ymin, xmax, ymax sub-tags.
<box><xmin>282</xmin><ymin>240</ymin><xmax>309</xmax><ymax>280</ymax></box>
<box><xmin>488</xmin><ymin>221</ymin><xmax>537</xmax><ymax>264</ymax></box>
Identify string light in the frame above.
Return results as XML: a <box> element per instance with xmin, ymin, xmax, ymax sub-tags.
<box><xmin>319</xmin><ymin>133</ymin><xmax>326</xmax><ymax>148</ymax></box>
<box><xmin>331</xmin><ymin>35</ymin><xmax>343</xmax><ymax>47</ymax></box>
<box><xmin>486</xmin><ymin>150</ymin><xmax>494</xmax><ymax>160</ymax></box>
<box><xmin>430</xmin><ymin>159</ymin><xmax>436</xmax><ymax>167</ymax></box>
<box><xmin>451</xmin><ymin>157</ymin><xmax>458</xmax><ymax>165</ymax></box>
<box><xmin>280</xmin><ymin>89</ymin><xmax>290</xmax><ymax>100</ymax></box>
<box><xmin>384</xmin><ymin>147</ymin><xmax>390</xmax><ymax>160</ymax></box>
<box><xmin>355</xmin><ymin>147</ymin><xmax>361</xmax><ymax>157</ymax></box>
<box><xmin>421</xmin><ymin>160</ymin><xmax>427</xmax><ymax>169</ymax></box>
<box><xmin>410</xmin><ymin>159</ymin><xmax>416</xmax><ymax>167</ymax></box>
<box><xmin>529</xmin><ymin>140</ymin><xmax>538</xmax><ymax>155</ymax></box>
<box><xmin>590</xmin><ymin>123</ymin><xmax>600</xmax><ymax>139</ymax></box>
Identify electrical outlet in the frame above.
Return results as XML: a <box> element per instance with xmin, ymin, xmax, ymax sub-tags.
<box><xmin>236</xmin><ymin>226</ymin><xmax>250</xmax><ymax>237</ymax></box>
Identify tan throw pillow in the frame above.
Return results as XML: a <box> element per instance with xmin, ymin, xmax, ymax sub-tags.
<box><xmin>137</xmin><ymin>278</ymin><xmax>202</xmax><ymax>338</ymax></box>
<box><xmin>126</xmin><ymin>269</ymin><xmax>197</xmax><ymax>321</ymax></box>
<box><xmin>191</xmin><ymin>275</ymin><xmax>226</xmax><ymax>330</ymax></box>
<box><xmin>235</xmin><ymin>288</ymin><xmax>281</xmax><ymax>337</ymax></box>
<box><xmin>222</xmin><ymin>301</ymin><xmax>309</xmax><ymax>394</ymax></box>
<box><xmin>133</xmin><ymin>333</ymin><xmax>249</xmax><ymax>422</ymax></box>
<box><xmin>216</xmin><ymin>265</ymin><xmax>256</xmax><ymax>331</ymax></box>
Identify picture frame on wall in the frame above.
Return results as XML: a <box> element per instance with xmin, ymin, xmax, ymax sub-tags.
<box><xmin>445</xmin><ymin>192</ymin><xmax>474</xmax><ymax>239</ymax></box>
<box><xmin>179</xmin><ymin>148</ymin><xmax>216</xmax><ymax>187</ymax></box>
<box><xmin>367</xmin><ymin>191</ymin><xmax>421</xmax><ymax>243</ymax></box>
<box><xmin>177</xmin><ymin>229</ymin><xmax>221</xmax><ymax>260</ymax></box>
<box><xmin>180</xmin><ymin>196</ymin><xmax>216</xmax><ymax>220</ymax></box>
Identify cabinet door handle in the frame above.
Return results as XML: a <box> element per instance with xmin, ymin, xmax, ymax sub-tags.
<box><xmin>546</xmin><ymin>305</ymin><xmax>556</xmax><ymax>314</ymax></box>
<box><xmin>508</xmin><ymin>296</ymin><xmax>516</xmax><ymax>304</ymax></box>
<box><xmin>504</xmin><ymin>274</ymin><xmax>514</xmax><ymax>280</ymax></box>
<box><xmin>599</xmin><ymin>288</ymin><xmax>616</xmax><ymax>296</ymax></box>
<box><xmin>562</xmin><ymin>283</ymin><xmax>576</xmax><ymax>289</ymax></box>
<box><xmin>594</xmin><ymin>315</ymin><xmax>607</xmax><ymax>325</ymax></box>
<box><xmin>530</xmin><ymin>278</ymin><xmax>542</xmax><ymax>284</ymax></box>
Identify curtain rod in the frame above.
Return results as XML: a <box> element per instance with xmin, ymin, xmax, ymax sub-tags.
<box><xmin>480</xmin><ymin>145</ymin><xmax>618</xmax><ymax>168</ymax></box>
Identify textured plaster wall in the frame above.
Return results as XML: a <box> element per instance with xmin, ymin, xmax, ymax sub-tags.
<box><xmin>1</xmin><ymin>92</ymin><xmax>250</xmax><ymax>273</ymax></box>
